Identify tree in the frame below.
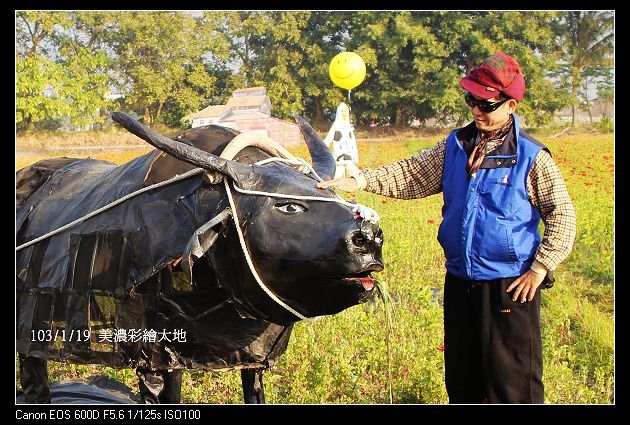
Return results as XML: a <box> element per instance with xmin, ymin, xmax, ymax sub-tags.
<box><xmin>16</xmin><ymin>55</ymin><xmax>69</xmax><ymax>130</ymax></box>
<box><xmin>556</xmin><ymin>11</ymin><xmax>614</xmax><ymax>126</ymax></box>
<box><xmin>108</xmin><ymin>11</ymin><xmax>221</xmax><ymax>125</ymax></box>
<box><xmin>346</xmin><ymin>11</ymin><xmax>562</xmax><ymax>127</ymax></box>
<box><xmin>203</xmin><ymin>11</ymin><xmax>339</xmax><ymax>122</ymax></box>
<box><xmin>596</xmin><ymin>69</ymin><xmax>614</xmax><ymax>118</ymax></box>
<box><xmin>16</xmin><ymin>12</ymin><xmax>70</xmax><ymax>130</ymax></box>
<box><xmin>16</xmin><ymin>10</ymin><xmax>607</xmax><ymax>132</ymax></box>
<box><xmin>16</xmin><ymin>11</ymin><xmax>113</xmax><ymax>130</ymax></box>
<box><xmin>346</xmin><ymin>11</ymin><xmax>446</xmax><ymax>126</ymax></box>
<box><xmin>428</xmin><ymin>11</ymin><xmax>565</xmax><ymax>127</ymax></box>
<box><xmin>60</xmin><ymin>48</ymin><xmax>111</xmax><ymax>128</ymax></box>
<box><xmin>285</xmin><ymin>11</ymin><xmax>352</xmax><ymax>124</ymax></box>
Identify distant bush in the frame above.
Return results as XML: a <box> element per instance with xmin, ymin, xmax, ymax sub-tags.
<box><xmin>595</xmin><ymin>117</ymin><xmax>614</xmax><ymax>133</ymax></box>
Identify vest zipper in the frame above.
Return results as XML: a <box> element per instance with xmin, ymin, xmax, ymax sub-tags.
<box><xmin>463</xmin><ymin>173</ymin><xmax>479</xmax><ymax>279</ymax></box>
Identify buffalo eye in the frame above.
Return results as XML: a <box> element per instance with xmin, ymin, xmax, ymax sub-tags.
<box><xmin>274</xmin><ymin>202</ymin><xmax>307</xmax><ymax>215</ymax></box>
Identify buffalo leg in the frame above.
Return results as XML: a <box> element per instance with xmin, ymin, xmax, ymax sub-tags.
<box><xmin>18</xmin><ymin>354</ymin><xmax>51</xmax><ymax>404</ymax></box>
<box><xmin>136</xmin><ymin>368</ymin><xmax>183</xmax><ymax>404</ymax></box>
<box><xmin>241</xmin><ymin>369</ymin><xmax>265</xmax><ymax>404</ymax></box>
<box><xmin>161</xmin><ymin>369</ymin><xmax>183</xmax><ymax>403</ymax></box>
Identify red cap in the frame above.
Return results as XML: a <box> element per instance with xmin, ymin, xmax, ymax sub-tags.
<box><xmin>459</xmin><ymin>52</ymin><xmax>525</xmax><ymax>102</ymax></box>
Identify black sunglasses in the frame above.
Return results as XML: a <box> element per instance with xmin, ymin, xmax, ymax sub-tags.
<box><xmin>464</xmin><ymin>92</ymin><xmax>508</xmax><ymax>113</ymax></box>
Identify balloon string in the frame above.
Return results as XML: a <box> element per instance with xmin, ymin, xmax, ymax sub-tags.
<box><xmin>347</xmin><ymin>90</ymin><xmax>353</xmax><ymax>126</ymax></box>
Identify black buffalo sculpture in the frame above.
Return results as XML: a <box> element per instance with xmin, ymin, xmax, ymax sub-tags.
<box><xmin>16</xmin><ymin>112</ymin><xmax>384</xmax><ymax>404</ymax></box>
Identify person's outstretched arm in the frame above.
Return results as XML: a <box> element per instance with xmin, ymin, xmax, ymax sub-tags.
<box><xmin>318</xmin><ymin>139</ymin><xmax>447</xmax><ymax>199</ymax></box>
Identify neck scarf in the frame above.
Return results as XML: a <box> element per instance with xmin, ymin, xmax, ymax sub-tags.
<box><xmin>466</xmin><ymin>115</ymin><xmax>514</xmax><ymax>176</ymax></box>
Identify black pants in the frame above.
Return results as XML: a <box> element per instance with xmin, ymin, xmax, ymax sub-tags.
<box><xmin>443</xmin><ymin>272</ymin><xmax>544</xmax><ymax>404</ymax></box>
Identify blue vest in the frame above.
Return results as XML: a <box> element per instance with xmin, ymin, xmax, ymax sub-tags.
<box><xmin>437</xmin><ymin>115</ymin><xmax>547</xmax><ymax>280</ymax></box>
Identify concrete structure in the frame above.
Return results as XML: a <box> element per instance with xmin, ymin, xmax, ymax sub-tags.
<box><xmin>188</xmin><ymin>87</ymin><xmax>303</xmax><ymax>147</ymax></box>
<box><xmin>324</xmin><ymin>102</ymin><xmax>359</xmax><ymax>164</ymax></box>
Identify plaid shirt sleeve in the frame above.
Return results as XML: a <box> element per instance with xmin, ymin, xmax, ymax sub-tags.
<box><xmin>528</xmin><ymin>149</ymin><xmax>577</xmax><ymax>271</ymax></box>
<box><xmin>362</xmin><ymin>138</ymin><xmax>446</xmax><ymax>199</ymax></box>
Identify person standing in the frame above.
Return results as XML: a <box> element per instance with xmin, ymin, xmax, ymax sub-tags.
<box><xmin>317</xmin><ymin>52</ymin><xmax>577</xmax><ymax>404</ymax></box>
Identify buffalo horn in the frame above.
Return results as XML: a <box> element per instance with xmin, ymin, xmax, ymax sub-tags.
<box><xmin>291</xmin><ymin>113</ymin><xmax>336</xmax><ymax>181</ymax></box>
<box><xmin>111</xmin><ymin>112</ymin><xmax>252</xmax><ymax>183</ymax></box>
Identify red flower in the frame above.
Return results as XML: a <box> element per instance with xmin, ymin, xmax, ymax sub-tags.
<box><xmin>437</xmin><ymin>344</ymin><xmax>446</xmax><ymax>352</ymax></box>
<box><xmin>427</xmin><ymin>219</ymin><xmax>435</xmax><ymax>224</ymax></box>
<box><xmin>381</xmin><ymin>199</ymin><xmax>388</xmax><ymax>204</ymax></box>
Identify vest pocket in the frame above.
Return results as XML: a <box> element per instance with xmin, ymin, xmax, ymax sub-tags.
<box><xmin>502</xmin><ymin>227</ymin><xmax>519</xmax><ymax>264</ymax></box>
<box><xmin>479</xmin><ymin>176</ymin><xmax>513</xmax><ymax>211</ymax></box>
<box><xmin>437</xmin><ymin>220</ymin><xmax>460</xmax><ymax>263</ymax></box>
<box><xmin>478</xmin><ymin>225</ymin><xmax>518</xmax><ymax>266</ymax></box>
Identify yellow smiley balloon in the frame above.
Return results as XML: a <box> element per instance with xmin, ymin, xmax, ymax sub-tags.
<box><xmin>329</xmin><ymin>52</ymin><xmax>366</xmax><ymax>90</ymax></box>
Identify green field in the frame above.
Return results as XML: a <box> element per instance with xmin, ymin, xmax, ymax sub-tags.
<box><xmin>16</xmin><ymin>132</ymin><xmax>614</xmax><ymax>404</ymax></box>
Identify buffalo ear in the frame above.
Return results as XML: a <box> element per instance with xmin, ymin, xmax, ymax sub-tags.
<box><xmin>111</xmin><ymin>112</ymin><xmax>252</xmax><ymax>184</ymax></box>
<box><xmin>291</xmin><ymin>114</ymin><xmax>336</xmax><ymax>181</ymax></box>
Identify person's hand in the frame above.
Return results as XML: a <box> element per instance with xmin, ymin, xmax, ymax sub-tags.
<box><xmin>317</xmin><ymin>178</ymin><xmax>359</xmax><ymax>192</ymax></box>
<box><xmin>506</xmin><ymin>269</ymin><xmax>546</xmax><ymax>303</ymax></box>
